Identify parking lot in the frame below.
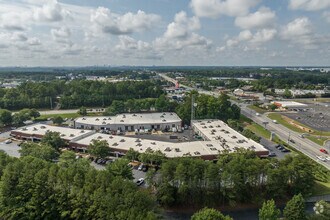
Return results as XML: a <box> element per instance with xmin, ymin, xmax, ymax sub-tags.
<box><xmin>260</xmin><ymin>138</ymin><xmax>291</xmax><ymax>160</ymax></box>
<box><xmin>283</xmin><ymin>103</ymin><xmax>330</xmax><ymax>132</ymax></box>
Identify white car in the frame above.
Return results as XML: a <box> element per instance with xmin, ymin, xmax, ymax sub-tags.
<box><xmin>4</xmin><ymin>139</ymin><xmax>12</xmax><ymax>144</ymax></box>
<box><xmin>316</xmin><ymin>155</ymin><xmax>327</xmax><ymax>162</ymax></box>
<box><xmin>136</xmin><ymin>178</ymin><xmax>144</xmax><ymax>186</ymax></box>
<box><xmin>325</xmin><ymin>156</ymin><xmax>330</xmax><ymax>161</ymax></box>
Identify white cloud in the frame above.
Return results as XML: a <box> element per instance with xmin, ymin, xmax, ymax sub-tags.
<box><xmin>190</xmin><ymin>0</ymin><xmax>261</xmax><ymax>18</ymax></box>
<box><xmin>280</xmin><ymin>17</ymin><xmax>312</xmax><ymax>39</ymax></box>
<box><xmin>279</xmin><ymin>17</ymin><xmax>327</xmax><ymax>49</ymax></box>
<box><xmin>238</xmin><ymin>30</ymin><xmax>253</xmax><ymax>41</ymax></box>
<box><xmin>28</xmin><ymin>37</ymin><xmax>41</xmax><ymax>46</ymax></box>
<box><xmin>164</xmin><ymin>11</ymin><xmax>200</xmax><ymax>39</ymax></box>
<box><xmin>11</xmin><ymin>32</ymin><xmax>28</xmax><ymax>42</ymax></box>
<box><xmin>0</xmin><ymin>12</ymin><xmax>31</xmax><ymax>31</ymax></box>
<box><xmin>90</xmin><ymin>7</ymin><xmax>161</xmax><ymax>35</ymax></box>
<box><xmin>33</xmin><ymin>0</ymin><xmax>71</xmax><ymax>22</ymax></box>
<box><xmin>154</xmin><ymin>11</ymin><xmax>212</xmax><ymax>51</ymax></box>
<box><xmin>223</xmin><ymin>28</ymin><xmax>276</xmax><ymax>50</ymax></box>
<box><xmin>323</xmin><ymin>11</ymin><xmax>330</xmax><ymax>23</ymax></box>
<box><xmin>235</xmin><ymin>7</ymin><xmax>276</xmax><ymax>29</ymax></box>
<box><xmin>51</xmin><ymin>27</ymin><xmax>72</xmax><ymax>44</ymax></box>
<box><xmin>289</xmin><ymin>0</ymin><xmax>330</xmax><ymax>11</ymax></box>
<box><xmin>251</xmin><ymin>29</ymin><xmax>277</xmax><ymax>43</ymax></box>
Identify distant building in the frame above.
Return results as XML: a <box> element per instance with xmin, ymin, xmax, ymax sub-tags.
<box><xmin>273</xmin><ymin>101</ymin><xmax>307</xmax><ymax>109</ymax></box>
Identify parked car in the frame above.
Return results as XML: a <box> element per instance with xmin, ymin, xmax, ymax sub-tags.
<box><xmin>320</xmin><ymin>149</ymin><xmax>328</xmax><ymax>154</ymax></box>
<box><xmin>138</xmin><ymin>163</ymin><xmax>144</xmax><ymax>171</ymax></box>
<box><xmin>278</xmin><ymin>146</ymin><xmax>284</xmax><ymax>151</ymax></box>
<box><xmin>281</xmin><ymin>148</ymin><xmax>291</xmax><ymax>153</ymax></box>
<box><xmin>142</xmin><ymin>165</ymin><xmax>149</xmax><ymax>172</ymax></box>
<box><xmin>136</xmin><ymin>178</ymin><xmax>144</xmax><ymax>186</ymax></box>
<box><xmin>268</xmin><ymin>152</ymin><xmax>276</xmax><ymax>157</ymax></box>
<box><xmin>289</xmin><ymin>139</ymin><xmax>295</xmax><ymax>144</ymax></box>
<box><xmin>4</xmin><ymin>139</ymin><xmax>12</xmax><ymax>144</ymax></box>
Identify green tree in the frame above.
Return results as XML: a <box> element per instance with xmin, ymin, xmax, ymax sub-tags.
<box><xmin>88</xmin><ymin>139</ymin><xmax>110</xmax><ymax>159</ymax></box>
<box><xmin>124</xmin><ymin>148</ymin><xmax>140</xmax><ymax>161</ymax></box>
<box><xmin>78</xmin><ymin>106</ymin><xmax>87</xmax><ymax>116</ymax></box>
<box><xmin>41</xmin><ymin>131</ymin><xmax>66</xmax><ymax>150</ymax></box>
<box><xmin>283</xmin><ymin>194</ymin><xmax>306</xmax><ymax>220</ymax></box>
<box><xmin>259</xmin><ymin>199</ymin><xmax>281</xmax><ymax>220</ymax></box>
<box><xmin>106</xmin><ymin>158</ymin><xmax>133</xmax><ymax>180</ymax></box>
<box><xmin>155</xmin><ymin>94</ymin><xmax>168</xmax><ymax>111</ymax></box>
<box><xmin>269</xmin><ymin>104</ymin><xmax>277</xmax><ymax>111</ymax></box>
<box><xmin>19</xmin><ymin>142</ymin><xmax>59</xmax><ymax>161</ymax></box>
<box><xmin>283</xmin><ymin>88</ymin><xmax>293</xmax><ymax>99</ymax></box>
<box><xmin>0</xmin><ymin>109</ymin><xmax>12</xmax><ymax>126</ymax></box>
<box><xmin>29</xmin><ymin>108</ymin><xmax>40</xmax><ymax>119</ymax></box>
<box><xmin>58</xmin><ymin>150</ymin><xmax>76</xmax><ymax>167</ymax></box>
<box><xmin>191</xmin><ymin>208</ymin><xmax>233</xmax><ymax>220</ymax></box>
<box><xmin>312</xmin><ymin>200</ymin><xmax>330</xmax><ymax>220</ymax></box>
<box><xmin>52</xmin><ymin>116</ymin><xmax>64</xmax><ymax>125</ymax></box>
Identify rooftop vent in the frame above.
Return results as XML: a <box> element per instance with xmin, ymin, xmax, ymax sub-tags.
<box><xmin>151</xmin><ymin>142</ymin><xmax>156</xmax><ymax>145</ymax></box>
<box><xmin>33</xmin><ymin>127</ymin><xmax>38</xmax><ymax>131</ymax></box>
<box><xmin>194</xmin><ymin>151</ymin><xmax>201</xmax><ymax>155</ymax></box>
<box><xmin>103</xmin><ymin>118</ymin><xmax>106</xmax><ymax>120</ymax></box>
<box><xmin>133</xmin><ymin>114</ymin><xmax>137</xmax><ymax>116</ymax></box>
<box><xmin>136</xmin><ymin>143</ymin><xmax>142</xmax><ymax>146</ymax></box>
<box><xmin>61</xmin><ymin>134</ymin><xmax>65</xmax><ymax>137</ymax></box>
<box><xmin>164</xmin><ymin>147</ymin><xmax>171</xmax><ymax>152</ymax></box>
<box><xmin>120</xmin><ymin>120</ymin><xmax>124</xmax><ymax>122</ymax></box>
<box><xmin>162</xmin><ymin>119</ymin><xmax>166</xmax><ymax>122</ymax></box>
<box><xmin>210</xmin><ymin>148</ymin><xmax>217</xmax><ymax>151</ymax></box>
<box><xmin>109</xmin><ymin>136</ymin><xmax>113</xmax><ymax>139</ymax></box>
<box><xmin>40</xmin><ymin>126</ymin><xmax>46</xmax><ymax>129</ymax></box>
<box><xmin>120</xmin><ymin>139</ymin><xmax>125</xmax><ymax>142</ymax></box>
<box><xmin>135</xmin><ymin>139</ymin><xmax>141</xmax><ymax>142</ymax></box>
<box><xmin>206</xmin><ymin>144</ymin><xmax>213</xmax><ymax>147</ymax></box>
<box><xmin>108</xmin><ymin>118</ymin><xmax>111</xmax><ymax>120</ymax></box>
<box><xmin>175</xmin><ymin>148</ymin><xmax>181</xmax><ymax>152</ymax></box>
<box><xmin>231</xmin><ymin>136</ymin><xmax>237</xmax><ymax>139</ymax></box>
<box><xmin>97</xmin><ymin>136</ymin><xmax>102</xmax><ymax>139</ymax></box>
<box><xmin>82</xmin><ymin>118</ymin><xmax>86</xmax><ymax>120</ymax></box>
<box><xmin>80</xmin><ymin>130</ymin><xmax>85</xmax><ymax>133</ymax></box>
<box><xmin>112</xmin><ymin>143</ymin><xmax>118</xmax><ymax>146</ymax></box>
<box><xmin>70</xmin><ymin>134</ymin><xmax>75</xmax><ymax>137</ymax></box>
<box><xmin>95</xmin><ymin>118</ymin><xmax>99</xmax><ymax>121</ymax></box>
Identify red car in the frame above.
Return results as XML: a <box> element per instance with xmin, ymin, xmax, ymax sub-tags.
<box><xmin>320</xmin><ymin>149</ymin><xmax>328</xmax><ymax>154</ymax></box>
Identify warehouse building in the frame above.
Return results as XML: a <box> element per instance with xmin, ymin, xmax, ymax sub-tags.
<box><xmin>69</xmin><ymin>119</ymin><xmax>268</xmax><ymax>160</ymax></box>
<box><xmin>74</xmin><ymin>112</ymin><xmax>182</xmax><ymax>132</ymax></box>
<box><xmin>11</xmin><ymin>124</ymin><xmax>94</xmax><ymax>142</ymax></box>
<box><xmin>11</xmin><ymin>119</ymin><xmax>268</xmax><ymax>160</ymax></box>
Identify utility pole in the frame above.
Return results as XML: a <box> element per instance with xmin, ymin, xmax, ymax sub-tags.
<box><xmin>50</xmin><ymin>97</ymin><xmax>53</xmax><ymax>109</ymax></box>
<box><xmin>191</xmin><ymin>94</ymin><xmax>195</xmax><ymax>123</ymax></box>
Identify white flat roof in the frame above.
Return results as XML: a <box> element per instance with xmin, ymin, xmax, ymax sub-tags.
<box><xmin>192</xmin><ymin>120</ymin><xmax>267</xmax><ymax>152</ymax></box>
<box><xmin>12</xmin><ymin>124</ymin><xmax>94</xmax><ymax>141</ymax></box>
<box><xmin>273</xmin><ymin>101</ymin><xmax>307</xmax><ymax>107</ymax></box>
<box><xmin>72</xmin><ymin>119</ymin><xmax>268</xmax><ymax>158</ymax></box>
<box><xmin>75</xmin><ymin>112</ymin><xmax>182</xmax><ymax>126</ymax></box>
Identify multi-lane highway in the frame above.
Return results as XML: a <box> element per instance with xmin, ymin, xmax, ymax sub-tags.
<box><xmin>159</xmin><ymin>73</ymin><xmax>330</xmax><ymax>170</ymax></box>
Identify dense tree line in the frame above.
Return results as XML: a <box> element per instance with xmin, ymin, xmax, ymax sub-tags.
<box><xmin>104</xmin><ymin>95</ymin><xmax>177</xmax><ymax>116</ymax></box>
<box><xmin>0</xmin><ymin>80</ymin><xmax>164</xmax><ymax>110</ymax></box>
<box><xmin>0</xmin><ymin>151</ymin><xmax>158</xmax><ymax>220</ymax></box>
<box><xmin>176</xmin><ymin>92</ymin><xmax>240</xmax><ymax>124</ymax></box>
<box><xmin>155</xmin><ymin>151</ymin><xmax>315</xmax><ymax>208</ymax></box>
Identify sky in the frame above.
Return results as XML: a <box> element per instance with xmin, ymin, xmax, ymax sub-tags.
<box><xmin>0</xmin><ymin>0</ymin><xmax>329</xmax><ymax>67</ymax></box>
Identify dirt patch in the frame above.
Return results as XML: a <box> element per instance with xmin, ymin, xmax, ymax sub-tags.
<box><xmin>282</xmin><ymin>115</ymin><xmax>313</xmax><ymax>133</ymax></box>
